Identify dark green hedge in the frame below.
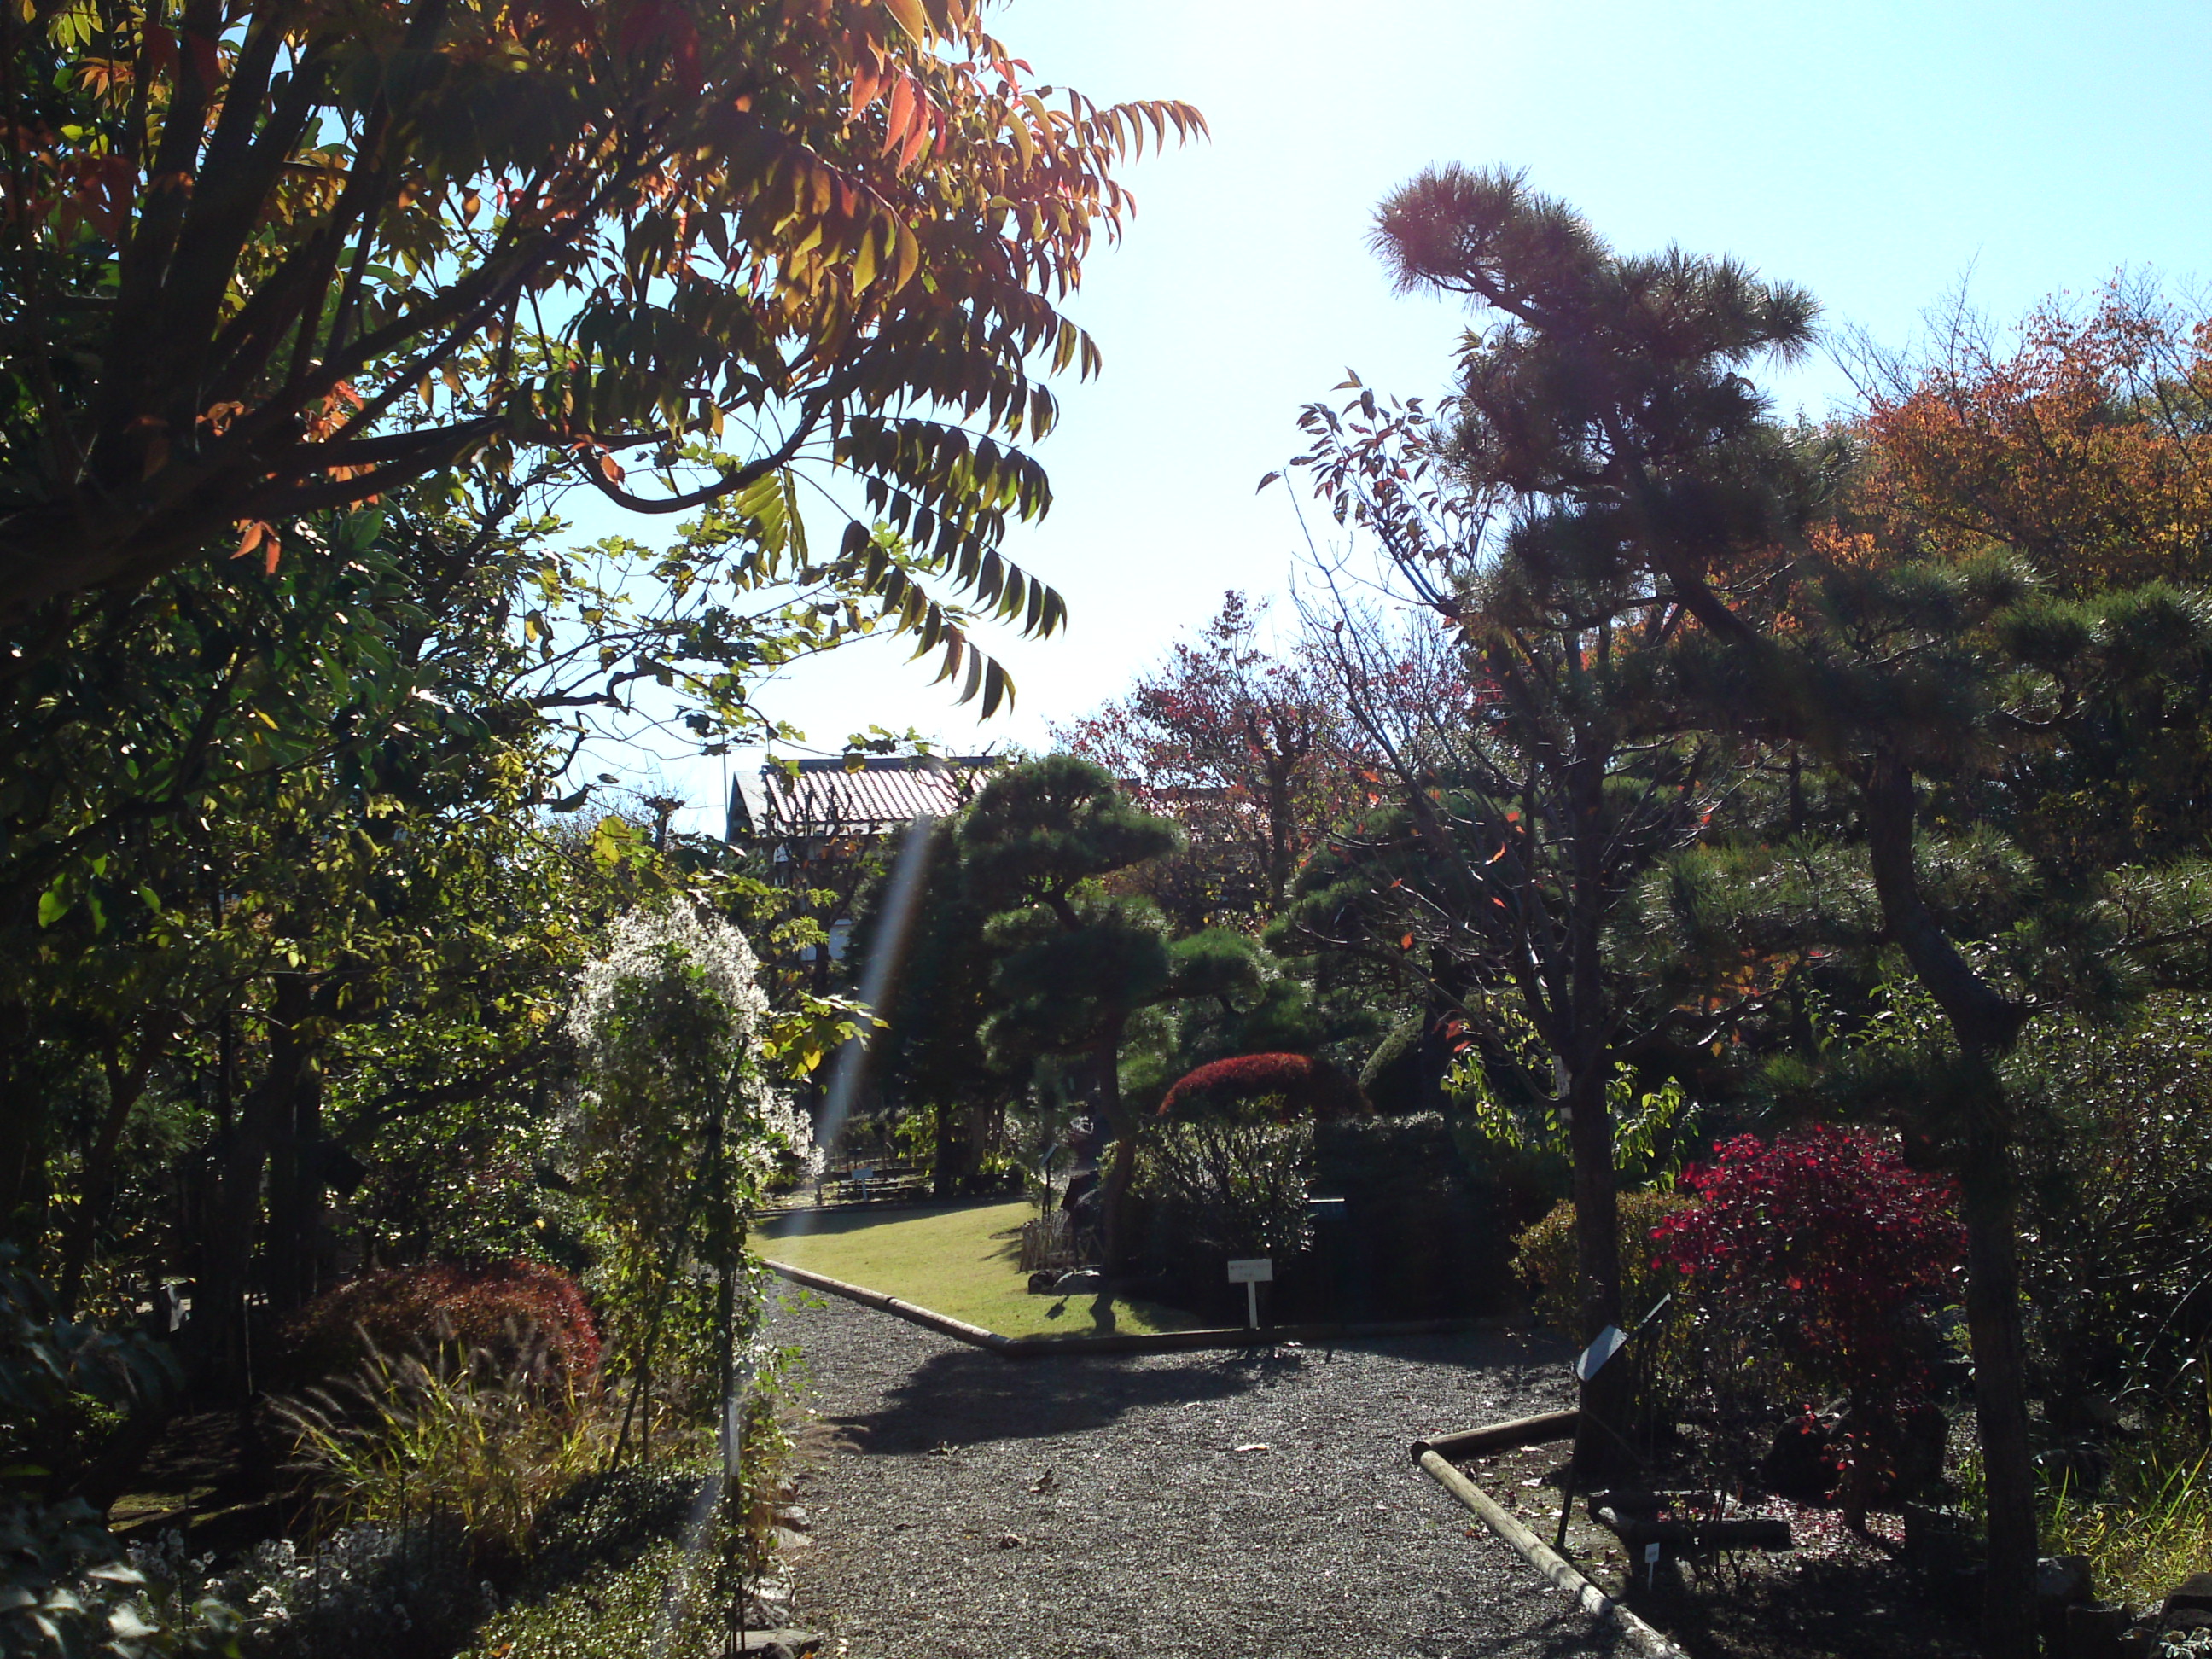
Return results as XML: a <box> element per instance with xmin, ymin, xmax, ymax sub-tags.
<box><xmin>1129</xmin><ymin>1112</ymin><xmax>1519</xmax><ymax>1322</ymax></box>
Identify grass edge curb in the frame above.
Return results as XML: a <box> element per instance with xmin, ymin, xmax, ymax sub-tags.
<box><xmin>1414</xmin><ymin>1443</ymin><xmax>1686</xmax><ymax>1659</ymax></box>
<box><xmin>760</xmin><ymin>1259</ymin><xmax>1510</xmax><ymax>1356</ymax></box>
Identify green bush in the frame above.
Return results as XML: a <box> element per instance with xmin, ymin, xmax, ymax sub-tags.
<box><xmin>1511</xmin><ymin>1192</ymin><xmax>1691</xmax><ymax>1335</ymax></box>
<box><xmin>1135</xmin><ymin>1120</ymin><xmax>1315</xmax><ymax>1261</ymax></box>
<box><xmin>0</xmin><ymin>1249</ymin><xmax>238</xmax><ymax>1656</ymax></box>
<box><xmin>2010</xmin><ymin>997</ymin><xmax>2212</xmax><ymax>1427</ymax></box>
<box><xmin>1306</xmin><ymin>1113</ymin><xmax>1516</xmax><ymax>1319</ymax></box>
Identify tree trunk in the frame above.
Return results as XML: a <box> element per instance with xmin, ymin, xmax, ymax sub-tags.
<box><xmin>189</xmin><ymin>975</ymin><xmax>315</xmax><ymax>1394</ymax></box>
<box><xmin>933</xmin><ymin>1100</ymin><xmax>975</xmax><ymax>1198</ymax></box>
<box><xmin>1094</xmin><ymin>1015</ymin><xmax>1137</xmax><ymax>1277</ymax></box>
<box><xmin>263</xmin><ymin>1049</ymin><xmax>328</xmax><ymax>1317</ymax></box>
<box><xmin>1564</xmin><ymin>1056</ymin><xmax>1633</xmax><ymax>1481</ymax></box>
<box><xmin>0</xmin><ymin>1000</ymin><xmax>54</xmax><ymax>1256</ymax></box>
<box><xmin>1961</xmin><ymin>1106</ymin><xmax>2039</xmax><ymax>1659</ymax></box>
<box><xmin>58</xmin><ymin>1032</ymin><xmax>163</xmax><ymax>1315</ymax></box>
<box><xmin>1560</xmin><ymin>742</ymin><xmax>1634</xmax><ymax>1481</ymax></box>
<box><xmin>1860</xmin><ymin>757</ymin><xmax>2038</xmax><ymax>1659</ymax></box>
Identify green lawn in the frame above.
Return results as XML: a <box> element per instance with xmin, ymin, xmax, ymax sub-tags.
<box><xmin>754</xmin><ymin>1198</ymin><xmax>1202</xmax><ymax>1338</ymax></box>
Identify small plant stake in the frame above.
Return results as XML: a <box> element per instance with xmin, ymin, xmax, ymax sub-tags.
<box><xmin>1226</xmin><ymin>1258</ymin><xmax>1272</xmax><ymax>1330</ymax></box>
<box><xmin>1644</xmin><ymin>1540</ymin><xmax>1661</xmax><ymax>1592</ymax></box>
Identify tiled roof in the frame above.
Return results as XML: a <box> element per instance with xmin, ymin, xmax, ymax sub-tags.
<box><xmin>727</xmin><ymin>755</ymin><xmax>1003</xmax><ymax>841</ymax></box>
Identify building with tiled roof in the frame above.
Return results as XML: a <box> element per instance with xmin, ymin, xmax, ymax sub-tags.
<box><xmin>725</xmin><ymin>754</ymin><xmax>1004</xmax><ymax>966</ymax></box>
<box><xmin>725</xmin><ymin>754</ymin><xmax>1002</xmax><ymax>847</ymax></box>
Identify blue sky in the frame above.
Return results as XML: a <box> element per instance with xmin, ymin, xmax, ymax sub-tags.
<box><xmin>636</xmin><ymin>0</ymin><xmax>2212</xmax><ymax>830</ymax></box>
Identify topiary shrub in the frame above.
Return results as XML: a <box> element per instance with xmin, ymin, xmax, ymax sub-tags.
<box><xmin>1511</xmin><ymin>1192</ymin><xmax>1696</xmax><ymax>1464</ymax></box>
<box><xmin>1357</xmin><ymin>1016</ymin><xmax>1452</xmax><ymax>1115</ymax></box>
<box><xmin>282</xmin><ymin>1261</ymin><xmax>601</xmax><ymax>1393</ymax></box>
<box><xmin>1157</xmin><ymin>1052</ymin><xmax>1365</xmax><ymax>1123</ymax></box>
<box><xmin>1302</xmin><ymin>1113</ymin><xmax>1514</xmax><ymax>1319</ymax></box>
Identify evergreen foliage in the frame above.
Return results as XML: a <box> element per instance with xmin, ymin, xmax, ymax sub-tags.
<box><xmin>958</xmin><ymin>755</ymin><xmax>1270</xmax><ymax>1272</ymax></box>
<box><xmin>1356</xmin><ymin>166</ymin><xmax>2212</xmax><ymax>1652</ymax></box>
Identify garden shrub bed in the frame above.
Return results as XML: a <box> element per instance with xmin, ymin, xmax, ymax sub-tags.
<box><xmin>1453</xmin><ymin>1435</ymin><xmax>1980</xmax><ymax>1659</ymax></box>
<box><xmin>1129</xmin><ymin>1112</ymin><xmax>1519</xmax><ymax>1324</ymax></box>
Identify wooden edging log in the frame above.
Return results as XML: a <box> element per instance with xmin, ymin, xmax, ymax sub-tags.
<box><xmin>1408</xmin><ymin>1407</ymin><xmax>1582</xmax><ymax>1464</ymax></box>
<box><xmin>761</xmin><ymin>1260</ymin><xmax>1504</xmax><ymax>1357</ymax></box>
<box><xmin>1592</xmin><ymin>1508</ymin><xmax>1794</xmax><ymax>1552</ymax></box>
<box><xmin>1415</xmin><ymin>1447</ymin><xmax>1688</xmax><ymax>1659</ymax></box>
<box><xmin>764</xmin><ymin>1261</ymin><xmax>1012</xmax><ymax>1350</ymax></box>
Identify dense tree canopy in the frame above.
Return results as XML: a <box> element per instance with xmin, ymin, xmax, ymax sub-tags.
<box><xmin>1366</xmin><ymin>163</ymin><xmax>2212</xmax><ymax>1657</ymax></box>
<box><xmin>1</xmin><ymin>0</ymin><xmax>1200</xmax><ymax>707</ymax></box>
<box><xmin>958</xmin><ymin>754</ymin><xmax>1268</xmax><ymax>1271</ymax></box>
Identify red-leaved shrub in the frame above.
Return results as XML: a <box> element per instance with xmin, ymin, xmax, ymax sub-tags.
<box><xmin>1652</xmin><ymin>1125</ymin><xmax>1963</xmax><ymax>1409</ymax></box>
<box><xmin>1652</xmin><ymin>1126</ymin><xmax>1966</xmax><ymax>1510</ymax></box>
<box><xmin>1158</xmin><ymin>1053</ymin><xmax>1366</xmax><ymax>1122</ymax></box>
<box><xmin>282</xmin><ymin>1260</ymin><xmax>601</xmax><ymax>1390</ymax></box>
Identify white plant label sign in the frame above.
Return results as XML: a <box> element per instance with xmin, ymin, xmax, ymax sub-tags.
<box><xmin>1227</xmin><ymin>1258</ymin><xmax>1272</xmax><ymax>1330</ymax></box>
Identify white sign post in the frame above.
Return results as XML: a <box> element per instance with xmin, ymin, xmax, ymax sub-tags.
<box><xmin>1226</xmin><ymin>1258</ymin><xmax>1273</xmax><ymax>1330</ymax></box>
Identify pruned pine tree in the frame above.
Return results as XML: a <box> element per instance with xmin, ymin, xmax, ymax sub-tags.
<box><xmin>1368</xmin><ymin>164</ymin><xmax>2212</xmax><ymax>1659</ymax></box>
<box><xmin>959</xmin><ymin>755</ymin><xmax>1268</xmax><ymax>1274</ymax></box>
<box><xmin>850</xmin><ymin>817</ymin><xmax>1010</xmax><ymax>1198</ymax></box>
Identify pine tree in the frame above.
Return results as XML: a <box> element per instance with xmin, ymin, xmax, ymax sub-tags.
<box><xmin>1367</xmin><ymin>165</ymin><xmax>2212</xmax><ymax>1658</ymax></box>
<box><xmin>959</xmin><ymin>755</ymin><xmax>1269</xmax><ymax>1273</ymax></box>
<box><xmin>1284</xmin><ymin>396</ymin><xmax>1728</xmax><ymax>1479</ymax></box>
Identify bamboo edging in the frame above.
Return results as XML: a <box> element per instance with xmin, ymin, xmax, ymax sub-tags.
<box><xmin>1412</xmin><ymin>1435</ymin><xmax>1686</xmax><ymax>1659</ymax></box>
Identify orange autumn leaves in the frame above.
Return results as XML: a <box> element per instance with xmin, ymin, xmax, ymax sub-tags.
<box><xmin>1860</xmin><ymin>286</ymin><xmax>2212</xmax><ymax>595</ymax></box>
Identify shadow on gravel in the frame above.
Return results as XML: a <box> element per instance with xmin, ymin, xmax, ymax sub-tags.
<box><xmin>1431</xmin><ymin>1607</ymin><xmax>1632</xmax><ymax>1656</ymax></box>
<box><xmin>825</xmin><ymin>1344</ymin><xmax>1295</xmax><ymax>1452</ymax></box>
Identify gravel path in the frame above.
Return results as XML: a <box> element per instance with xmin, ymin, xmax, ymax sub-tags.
<box><xmin>768</xmin><ymin>1289</ymin><xmax>1623</xmax><ymax>1659</ymax></box>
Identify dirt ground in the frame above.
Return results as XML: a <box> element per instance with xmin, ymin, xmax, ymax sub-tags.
<box><xmin>1453</xmin><ymin>1439</ymin><xmax>1980</xmax><ymax>1659</ymax></box>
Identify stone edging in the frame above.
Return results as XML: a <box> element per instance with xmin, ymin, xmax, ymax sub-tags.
<box><xmin>1410</xmin><ymin>1422</ymin><xmax>1685</xmax><ymax>1659</ymax></box>
<box><xmin>762</xmin><ymin>1260</ymin><xmax>1505</xmax><ymax>1357</ymax></box>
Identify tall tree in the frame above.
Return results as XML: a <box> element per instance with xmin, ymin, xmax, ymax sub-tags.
<box><xmin>1281</xmin><ymin>392</ymin><xmax>1733</xmax><ymax>1476</ymax></box>
<box><xmin>1</xmin><ymin>0</ymin><xmax>1200</xmax><ymax>667</ymax></box>
<box><xmin>1368</xmin><ymin>164</ymin><xmax>2212</xmax><ymax>1657</ymax></box>
<box><xmin>958</xmin><ymin>754</ymin><xmax>1266</xmax><ymax>1273</ymax></box>
<box><xmin>849</xmin><ymin>816</ymin><xmax>1009</xmax><ymax>1197</ymax></box>
<box><xmin>1057</xmin><ymin>592</ymin><xmax>1362</xmax><ymax>927</ymax></box>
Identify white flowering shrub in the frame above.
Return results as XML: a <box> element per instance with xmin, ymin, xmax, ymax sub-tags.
<box><xmin>567</xmin><ymin>904</ymin><xmax>814</xmax><ymax>1202</ymax></box>
<box><xmin>565</xmin><ymin>905</ymin><xmax>812</xmax><ymax>1405</ymax></box>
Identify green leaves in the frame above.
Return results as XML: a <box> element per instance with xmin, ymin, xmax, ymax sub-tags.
<box><xmin>1</xmin><ymin>0</ymin><xmax>1204</xmax><ymax>629</ymax></box>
